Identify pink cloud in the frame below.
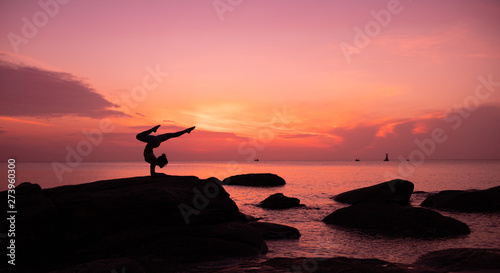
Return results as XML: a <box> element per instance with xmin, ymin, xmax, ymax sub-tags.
<box><xmin>0</xmin><ymin>61</ymin><xmax>126</xmax><ymax>118</ymax></box>
<box><xmin>280</xmin><ymin>133</ymin><xmax>317</xmax><ymax>139</ymax></box>
<box><xmin>299</xmin><ymin>104</ymin><xmax>500</xmax><ymax>160</ymax></box>
<box><xmin>366</xmin><ymin>104</ymin><xmax>500</xmax><ymax>160</ymax></box>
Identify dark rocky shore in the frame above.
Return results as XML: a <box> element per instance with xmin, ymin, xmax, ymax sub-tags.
<box><xmin>1</xmin><ymin>174</ymin><xmax>499</xmax><ymax>273</ymax></box>
<box><xmin>1</xmin><ymin>175</ymin><xmax>271</xmax><ymax>272</ymax></box>
<box><xmin>420</xmin><ymin>186</ymin><xmax>500</xmax><ymax>212</ymax></box>
<box><xmin>326</xmin><ymin>180</ymin><xmax>471</xmax><ymax>238</ymax></box>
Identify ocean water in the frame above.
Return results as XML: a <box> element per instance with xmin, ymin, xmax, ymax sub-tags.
<box><xmin>3</xmin><ymin>160</ymin><xmax>500</xmax><ymax>263</ymax></box>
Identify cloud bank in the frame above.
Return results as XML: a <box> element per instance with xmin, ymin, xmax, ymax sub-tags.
<box><xmin>326</xmin><ymin>104</ymin><xmax>500</xmax><ymax>160</ymax></box>
<box><xmin>0</xmin><ymin>61</ymin><xmax>125</xmax><ymax>118</ymax></box>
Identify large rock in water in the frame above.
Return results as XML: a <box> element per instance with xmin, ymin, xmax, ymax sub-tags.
<box><xmin>258</xmin><ymin>193</ymin><xmax>305</xmax><ymax>209</ymax></box>
<box><xmin>0</xmin><ymin>175</ymin><xmax>267</xmax><ymax>273</ymax></box>
<box><xmin>415</xmin><ymin>248</ymin><xmax>500</xmax><ymax>272</ymax></box>
<box><xmin>248</xmin><ymin>222</ymin><xmax>301</xmax><ymax>239</ymax></box>
<box><xmin>222</xmin><ymin>173</ymin><xmax>286</xmax><ymax>187</ymax></box>
<box><xmin>420</xmin><ymin>186</ymin><xmax>500</xmax><ymax>212</ymax></box>
<box><xmin>322</xmin><ymin>202</ymin><xmax>470</xmax><ymax>238</ymax></box>
<box><xmin>333</xmin><ymin>179</ymin><xmax>414</xmax><ymax>205</ymax></box>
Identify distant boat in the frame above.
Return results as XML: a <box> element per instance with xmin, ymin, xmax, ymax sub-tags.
<box><xmin>254</xmin><ymin>158</ymin><xmax>260</xmax><ymax>161</ymax></box>
<box><xmin>355</xmin><ymin>158</ymin><xmax>360</xmax><ymax>161</ymax></box>
<box><xmin>384</xmin><ymin>153</ymin><xmax>389</xmax><ymax>161</ymax></box>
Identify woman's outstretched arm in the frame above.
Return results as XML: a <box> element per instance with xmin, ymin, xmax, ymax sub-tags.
<box><xmin>150</xmin><ymin>163</ymin><xmax>156</xmax><ymax>176</ymax></box>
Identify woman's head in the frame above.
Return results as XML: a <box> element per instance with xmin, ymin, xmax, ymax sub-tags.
<box><xmin>157</xmin><ymin>154</ymin><xmax>168</xmax><ymax>168</ymax></box>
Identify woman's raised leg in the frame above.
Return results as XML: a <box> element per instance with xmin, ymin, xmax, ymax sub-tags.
<box><xmin>157</xmin><ymin>126</ymin><xmax>195</xmax><ymax>142</ymax></box>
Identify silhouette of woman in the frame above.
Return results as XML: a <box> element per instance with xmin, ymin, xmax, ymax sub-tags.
<box><xmin>136</xmin><ymin>125</ymin><xmax>195</xmax><ymax>176</ymax></box>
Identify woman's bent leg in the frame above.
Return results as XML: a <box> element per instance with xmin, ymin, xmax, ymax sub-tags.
<box><xmin>136</xmin><ymin>125</ymin><xmax>161</xmax><ymax>142</ymax></box>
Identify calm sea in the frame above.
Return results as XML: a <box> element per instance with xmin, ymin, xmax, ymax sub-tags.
<box><xmin>3</xmin><ymin>160</ymin><xmax>500</xmax><ymax>263</ymax></box>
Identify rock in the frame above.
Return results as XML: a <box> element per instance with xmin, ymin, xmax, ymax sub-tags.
<box><xmin>248</xmin><ymin>222</ymin><xmax>301</xmax><ymax>239</ymax></box>
<box><xmin>50</xmin><ymin>258</ymin><xmax>145</xmax><ymax>273</ymax></box>
<box><xmin>82</xmin><ymin>222</ymin><xmax>268</xmax><ymax>266</ymax></box>
<box><xmin>0</xmin><ymin>175</ymin><xmax>267</xmax><ymax>272</ymax></box>
<box><xmin>333</xmin><ymin>179</ymin><xmax>414</xmax><ymax>205</ymax></box>
<box><xmin>191</xmin><ymin>221</ymin><xmax>269</xmax><ymax>254</ymax></box>
<box><xmin>43</xmin><ymin>175</ymin><xmax>245</xmax><ymax>227</ymax></box>
<box><xmin>243</xmin><ymin>214</ymin><xmax>262</xmax><ymax>222</ymax></box>
<box><xmin>222</xmin><ymin>173</ymin><xmax>286</xmax><ymax>187</ymax></box>
<box><xmin>258</xmin><ymin>193</ymin><xmax>305</xmax><ymax>209</ymax></box>
<box><xmin>420</xmin><ymin>186</ymin><xmax>500</xmax><ymax>212</ymax></box>
<box><xmin>214</xmin><ymin>257</ymin><xmax>443</xmax><ymax>273</ymax></box>
<box><xmin>415</xmin><ymin>248</ymin><xmax>500</xmax><ymax>272</ymax></box>
<box><xmin>206</xmin><ymin>176</ymin><xmax>223</xmax><ymax>184</ymax></box>
<box><xmin>3</xmin><ymin>182</ymin><xmax>58</xmax><ymax>222</ymax></box>
<box><xmin>322</xmin><ymin>202</ymin><xmax>470</xmax><ymax>238</ymax></box>
<box><xmin>14</xmin><ymin>181</ymin><xmax>42</xmax><ymax>194</ymax></box>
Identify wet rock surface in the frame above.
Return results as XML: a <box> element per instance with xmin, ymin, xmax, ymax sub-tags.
<box><xmin>258</xmin><ymin>193</ymin><xmax>305</xmax><ymax>209</ymax></box>
<box><xmin>323</xmin><ymin>202</ymin><xmax>471</xmax><ymax>238</ymax></box>
<box><xmin>421</xmin><ymin>186</ymin><xmax>500</xmax><ymax>212</ymax></box>
<box><xmin>333</xmin><ymin>179</ymin><xmax>414</xmax><ymax>205</ymax></box>
<box><xmin>222</xmin><ymin>173</ymin><xmax>286</xmax><ymax>187</ymax></box>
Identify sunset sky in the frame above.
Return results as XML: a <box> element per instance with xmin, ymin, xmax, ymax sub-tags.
<box><xmin>1</xmin><ymin>0</ymin><xmax>500</xmax><ymax>162</ymax></box>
